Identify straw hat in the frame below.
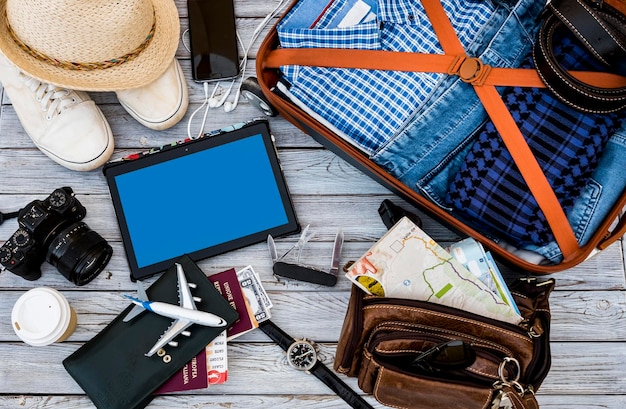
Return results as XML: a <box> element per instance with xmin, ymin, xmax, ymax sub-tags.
<box><xmin>0</xmin><ymin>0</ymin><xmax>180</xmax><ymax>91</ymax></box>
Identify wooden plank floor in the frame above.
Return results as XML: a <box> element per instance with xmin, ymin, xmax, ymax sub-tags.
<box><xmin>1</xmin><ymin>1</ymin><xmax>625</xmax><ymax>408</ymax></box>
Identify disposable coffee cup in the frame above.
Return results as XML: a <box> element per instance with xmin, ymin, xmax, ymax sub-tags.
<box><xmin>11</xmin><ymin>287</ymin><xmax>77</xmax><ymax>346</ymax></box>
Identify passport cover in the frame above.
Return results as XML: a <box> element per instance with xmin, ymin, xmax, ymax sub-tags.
<box><xmin>209</xmin><ymin>268</ymin><xmax>258</xmax><ymax>340</ymax></box>
<box><xmin>154</xmin><ymin>352</ymin><xmax>208</xmax><ymax>394</ymax></box>
<box><xmin>63</xmin><ymin>255</ymin><xmax>239</xmax><ymax>409</ymax></box>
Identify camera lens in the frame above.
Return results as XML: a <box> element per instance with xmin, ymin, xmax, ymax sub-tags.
<box><xmin>46</xmin><ymin>222</ymin><xmax>113</xmax><ymax>286</ymax></box>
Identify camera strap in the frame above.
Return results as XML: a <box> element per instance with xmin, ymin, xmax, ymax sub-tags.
<box><xmin>0</xmin><ymin>210</ymin><xmax>20</xmax><ymax>226</ymax></box>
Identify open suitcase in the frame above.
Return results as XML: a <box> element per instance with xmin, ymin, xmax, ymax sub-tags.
<box><xmin>255</xmin><ymin>0</ymin><xmax>626</xmax><ymax>274</ymax></box>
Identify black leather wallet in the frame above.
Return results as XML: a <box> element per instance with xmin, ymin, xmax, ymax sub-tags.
<box><xmin>63</xmin><ymin>255</ymin><xmax>239</xmax><ymax>409</ymax></box>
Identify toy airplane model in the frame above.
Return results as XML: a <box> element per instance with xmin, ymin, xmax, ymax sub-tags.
<box><xmin>123</xmin><ymin>263</ymin><xmax>227</xmax><ymax>357</ymax></box>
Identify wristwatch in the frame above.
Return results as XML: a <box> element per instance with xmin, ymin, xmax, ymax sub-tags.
<box><xmin>259</xmin><ymin>319</ymin><xmax>374</xmax><ymax>409</ymax></box>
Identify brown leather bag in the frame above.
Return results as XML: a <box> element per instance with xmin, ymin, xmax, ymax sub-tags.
<box><xmin>334</xmin><ymin>278</ymin><xmax>555</xmax><ymax>409</ymax></box>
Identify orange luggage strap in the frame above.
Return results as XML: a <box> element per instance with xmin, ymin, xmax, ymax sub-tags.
<box><xmin>264</xmin><ymin>0</ymin><xmax>626</xmax><ymax>259</ymax></box>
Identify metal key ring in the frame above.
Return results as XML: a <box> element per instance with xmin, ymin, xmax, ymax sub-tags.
<box><xmin>498</xmin><ymin>357</ymin><xmax>521</xmax><ymax>383</ymax></box>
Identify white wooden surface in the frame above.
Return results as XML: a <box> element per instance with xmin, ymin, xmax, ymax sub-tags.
<box><xmin>1</xmin><ymin>1</ymin><xmax>625</xmax><ymax>408</ymax></box>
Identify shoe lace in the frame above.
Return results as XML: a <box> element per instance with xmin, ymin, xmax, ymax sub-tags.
<box><xmin>20</xmin><ymin>73</ymin><xmax>78</xmax><ymax>120</ymax></box>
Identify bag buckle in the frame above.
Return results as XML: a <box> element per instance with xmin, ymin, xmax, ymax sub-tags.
<box><xmin>448</xmin><ymin>54</ymin><xmax>492</xmax><ymax>86</ymax></box>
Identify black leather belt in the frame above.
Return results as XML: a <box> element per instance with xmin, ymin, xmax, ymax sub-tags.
<box><xmin>533</xmin><ymin>0</ymin><xmax>626</xmax><ymax>113</ymax></box>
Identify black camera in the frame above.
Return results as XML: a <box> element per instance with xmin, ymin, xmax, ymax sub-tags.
<box><xmin>0</xmin><ymin>187</ymin><xmax>112</xmax><ymax>285</ymax></box>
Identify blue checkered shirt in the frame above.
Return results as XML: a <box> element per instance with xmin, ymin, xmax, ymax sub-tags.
<box><xmin>277</xmin><ymin>0</ymin><xmax>496</xmax><ymax>155</ymax></box>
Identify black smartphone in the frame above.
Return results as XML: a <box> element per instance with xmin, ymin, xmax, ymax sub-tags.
<box><xmin>187</xmin><ymin>0</ymin><xmax>240</xmax><ymax>82</ymax></box>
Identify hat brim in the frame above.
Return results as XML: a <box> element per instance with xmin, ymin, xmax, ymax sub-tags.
<box><xmin>0</xmin><ymin>0</ymin><xmax>180</xmax><ymax>91</ymax></box>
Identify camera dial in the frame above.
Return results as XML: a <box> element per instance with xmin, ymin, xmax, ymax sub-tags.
<box><xmin>0</xmin><ymin>228</ymin><xmax>42</xmax><ymax>281</ymax></box>
<box><xmin>12</xmin><ymin>229</ymin><xmax>32</xmax><ymax>247</ymax></box>
<box><xmin>49</xmin><ymin>190</ymin><xmax>68</xmax><ymax>208</ymax></box>
<box><xmin>0</xmin><ymin>246</ymin><xmax>11</xmax><ymax>264</ymax></box>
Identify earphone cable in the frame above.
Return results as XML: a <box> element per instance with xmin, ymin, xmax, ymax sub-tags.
<box><xmin>186</xmin><ymin>81</ymin><xmax>212</xmax><ymax>139</ymax></box>
<box><xmin>225</xmin><ymin>0</ymin><xmax>289</xmax><ymax>112</ymax></box>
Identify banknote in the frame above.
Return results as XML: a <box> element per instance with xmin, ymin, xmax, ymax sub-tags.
<box><xmin>448</xmin><ymin>237</ymin><xmax>520</xmax><ymax>315</ymax></box>
<box><xmin>237</xmin><ymin>267</ymin><xmax>271</xmax><ymax>323</ymax></box>
<box><xmin>237</xmin><ymin>265</ymin><xmax>273</xmax><ymax>309</ymax></box>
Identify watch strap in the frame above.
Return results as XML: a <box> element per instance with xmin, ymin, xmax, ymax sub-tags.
<box><xmin>310</xmin><ymin>361</ymin><xmax>374</xmax><ymax>409</ymax></box>
<box><xmin>259</xmin><ymin>319</ymin><xmax>295</xmax><ymax>351</ymax></box>
<box><xmin>259</xmin><ymin>320</ymin><xmax>373</xmax><ymax>408</ymax></box>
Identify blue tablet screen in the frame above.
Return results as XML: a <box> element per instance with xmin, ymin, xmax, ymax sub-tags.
<box><xmin>113</xmin><ymin>133</ymin><xmax>289</xmax><ymax>268</ymax></box>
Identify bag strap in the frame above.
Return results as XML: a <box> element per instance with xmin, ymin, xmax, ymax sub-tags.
<box><xmin>266</xmin><ymin>0</ymin><xmax>625</xmax><ymax>259</ymax></box>
<box><xmin>265</xmin><ymin>49</ymin><xmax>626</xmax><ymax>88</ymax></box>
<box><xmin>420</xmin><ymin>0</ymin><xmax>581</xmax><ymax>258</ymax></box>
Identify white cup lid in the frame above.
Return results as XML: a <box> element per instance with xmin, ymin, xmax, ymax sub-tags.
<box><xmin>11</xmin><ymin>287</ymin><xmax>72</xmax><ymax>346</ymax></box>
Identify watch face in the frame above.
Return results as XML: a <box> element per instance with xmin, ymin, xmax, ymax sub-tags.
<box><xmin>287</xmin><ymin>340</ymin><xmax>317</xmax><ymax>371</ymax></box>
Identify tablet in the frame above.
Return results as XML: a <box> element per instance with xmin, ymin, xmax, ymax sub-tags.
<box><xmin>103</xmin><ymin>120</ymin><xmax>299</xmax><ymax>280</ymax></box>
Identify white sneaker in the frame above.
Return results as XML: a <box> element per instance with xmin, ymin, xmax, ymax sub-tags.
<box><xmin>0</xmin><ymin>53</ymin><xmax>113</xmax><ymax>171</ymax></box>
<box><xmin>115</xmin><ymin>59</ymin><xmax>189</xmax><ymax>130</ymax></box>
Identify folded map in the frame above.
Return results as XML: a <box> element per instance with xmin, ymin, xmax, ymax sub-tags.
<box><xmin>345</xmin><ymin>217</ymin><xmax>523</xmax><ymax>324</ymax></box>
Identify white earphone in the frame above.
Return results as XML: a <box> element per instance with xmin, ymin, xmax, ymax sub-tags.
<box><xmin>224</xmin><ymin>88</ymin><xmax>241</xmax><ymax>112</ymax></box>
<box><xmin>207</xmin><ymin>81</ymin><xmax>236</xmax><ymax>109</ymax></box>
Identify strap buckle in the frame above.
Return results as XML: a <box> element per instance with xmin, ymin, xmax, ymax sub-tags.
<box><xmin>448</xmin><ymin>54</ymin><xmax>492</xmax><ymax>85</ymax></box>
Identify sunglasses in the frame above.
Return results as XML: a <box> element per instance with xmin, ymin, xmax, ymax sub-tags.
<box><xmin>411</xmin><ymin>340</ymin><xmax>476</xmax><ymax>372</ymax></box>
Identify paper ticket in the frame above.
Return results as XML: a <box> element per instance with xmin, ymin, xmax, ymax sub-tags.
<box><xmin>206</xmin><ymin>330</ymin><xmax>228</xmax><ymax>385</ymax></box>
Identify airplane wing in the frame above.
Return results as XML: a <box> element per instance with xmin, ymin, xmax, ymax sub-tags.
<box><xmin>145</xmin><ymin>318</ymin><xmax>193</xmax><ymax>357</ymax></box>
<box><xmin>123</xmin><ymin>280</ymin><xmax>150</xmax><ymax>322</ymax></box>
<box><xmin>145</xmin><ymin>264</ymin><xmax>198</xmax><ymax>357</ymax></box>
<box><xmin>176</xmin><ymin>263</ymin><xmax>197</xmax><ymax>310</ymax></box>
